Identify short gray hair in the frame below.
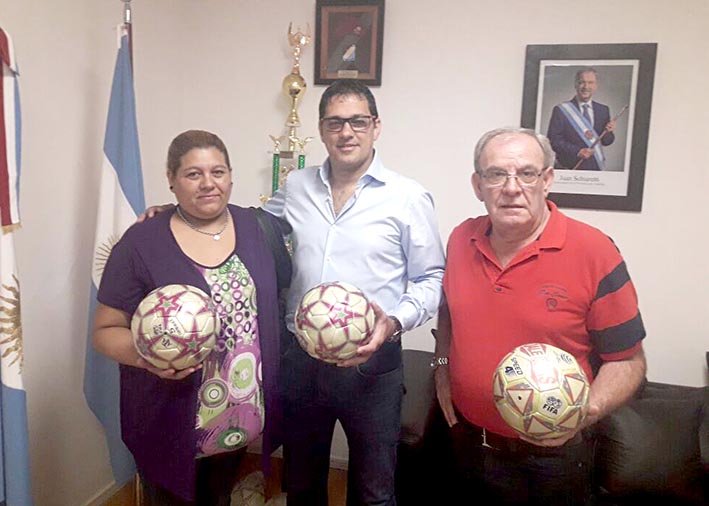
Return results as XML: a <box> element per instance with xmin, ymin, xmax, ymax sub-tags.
<box><xmin>473</xmin><ymin>127</ymin><xmax>556</xmax><ymax>173</ymax></box>
<box><xmin>575</xmin><ymin>67</ymin><xmax>598</xmax><ymax>85</ymax></box>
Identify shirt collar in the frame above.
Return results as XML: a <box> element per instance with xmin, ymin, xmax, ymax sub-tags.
<box><xmin>319</xmin><ymin>150</ymin><xmax>388</xmax><ymax>187</ymax></box>
<box><xmin>536</xmin><ymin>201</ymin><xmax>566</xmax><ymax>250</ymax></box>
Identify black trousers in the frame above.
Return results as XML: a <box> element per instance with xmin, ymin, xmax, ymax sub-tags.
<box><xmin>141</xmin><ymin>449</ymin><xmax>246</xmax><ymax>506</ymax></box>
<box><xmin>450</xmin><ymin>417</ymin><xmax>595</xmax><ymax>506</ymax></box>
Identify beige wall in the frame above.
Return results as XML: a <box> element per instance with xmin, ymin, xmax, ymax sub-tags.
<box><xmin>0</xmin><ymin>0</ymin><xmax>707</xmax><ymax>504</ymax></box>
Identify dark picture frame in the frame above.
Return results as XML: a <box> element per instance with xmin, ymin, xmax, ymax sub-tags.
<box><xmin>521</xmin><ymin>43</ymin><xmax>657</xmax><ymax>212</ymax></box>
<box><xmin>314</xmin><ymin>0</ymin><xmax>385</xmax><ymax>86</ymax></box>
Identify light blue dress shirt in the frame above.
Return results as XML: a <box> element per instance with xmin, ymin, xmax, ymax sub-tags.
<box><xmin>264</xmin><ymin>153</ymin><xmax>445</xmax><ymax>334</ymax></box>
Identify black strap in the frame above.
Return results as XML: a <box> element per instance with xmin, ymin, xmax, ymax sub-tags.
<box><xmin>251</xmin><ymin>207</ymin><xmax>292</xmax><ymax>291</ymax></box>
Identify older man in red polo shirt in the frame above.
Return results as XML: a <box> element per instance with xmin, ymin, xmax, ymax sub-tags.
<box><xmin>434</xmin><ymin>127</ymin><xmax>646</xmax><ymax>506</ymax></box>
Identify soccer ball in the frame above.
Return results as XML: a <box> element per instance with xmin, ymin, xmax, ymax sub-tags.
<box><xmin>131</xmin><ymin>284</ymin><xmax>219</xmax><ymax>370</ymax></box>
<box><xmin>294</xmin><ymin>281</ymin><xmax>375</xmax><ymax>363</ymax></box>
<box><xmin>492</xmin><ymin>343</ymin><xmax>590</xmax><ymax>439</ymax></box>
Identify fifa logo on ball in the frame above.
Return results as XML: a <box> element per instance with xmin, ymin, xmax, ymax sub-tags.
<box><xmin>493</xmin><ymin>343</ymin><xmax>590</xmax><ymax>439</ymax></box>
<box><xmin>541</xmin><ymin>396</ymin><xmax>563</xmax><ymax>415</ymax></box>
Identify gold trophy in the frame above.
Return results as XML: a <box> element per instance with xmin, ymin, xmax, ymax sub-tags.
<box><xmin>263</xmin><ymin>23</ymin><xmax>313</xmax><ymax>202</ymax></box>
<box><xmin>284</xmin><ymin>23</ymin><xmax>309</xmax><ymax>131</ymax></box>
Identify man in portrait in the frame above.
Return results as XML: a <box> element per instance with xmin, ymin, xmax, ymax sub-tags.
<box><xmin>547</xmin><ymin>67</ymin><xmax>616</xmax><ymax>170</ymax></box>
<box><xmin>326</xmin><ymin>13</ymin><xmax>373</xmax><ymax>76</ymax></box>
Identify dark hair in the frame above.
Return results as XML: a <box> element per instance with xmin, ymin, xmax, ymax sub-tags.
<box><xmin>318</xmin><ymin>80</ymin><xmax>379</xmax><ymax>119</ymax></box>
<box><xmin>166</xmin><ymin>130</ymin><xmax>231</xmax><ymax>176</ymax></box>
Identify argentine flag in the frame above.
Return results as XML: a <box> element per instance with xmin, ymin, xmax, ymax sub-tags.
<box><xmin>0</xmin><ymin>27</ymin><xmax>33</xmax><ymax>506</ymax></box>
<box><xmin>83</xmin><ymin>24</ymin><xmax>145</xmax><ymax>486</ymax></box>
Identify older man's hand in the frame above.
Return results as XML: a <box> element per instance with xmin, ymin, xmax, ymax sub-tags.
<box><xmin>519</xmin><ymin>401</ymin><xmax>600</xmax><ymax>447</ymax></box>
<box><xmin>435</xmin><ymin>364</ymin><xmax>458</xmax><ymax>427</ymax></box>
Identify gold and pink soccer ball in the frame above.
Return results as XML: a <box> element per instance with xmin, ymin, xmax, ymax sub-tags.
<box><xmin>492</xmin><ymin>343</ymin><xmax>590</xmax><ymax>439</ymax></box>
<box><xmin>131</xmin><ymin>284</ymin><xmax>219</xmax><ymax>370</ymax></box>
<box><xmin>294</xmin><ymin>281</ymin><xmax>375</xmax><ymax>363</ymax></box>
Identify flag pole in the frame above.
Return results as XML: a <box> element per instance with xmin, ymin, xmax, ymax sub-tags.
<box><xmin>124</xmin><ymin>3</ymin><xmax>142</xmax><ymax>505</ymax></box>
<box><xmin>122</xmin><ymin>0</ymin><xmax>132</xmax><ymax>24</ymax></box>
<box><xmin>122</xmin><ymin>0</ymin><xmax>133</xmax><ymax>65</ymax></box>
<box><xmin>84</xmin><ymin>0</ymin><xmax>145</xmax><ymax>492</ymax></box>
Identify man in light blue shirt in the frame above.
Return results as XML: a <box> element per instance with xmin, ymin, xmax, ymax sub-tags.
<box><xmin>264</xmin><ymin>80</ymin><xmax>444</xmax><ymax>505</ymax></box>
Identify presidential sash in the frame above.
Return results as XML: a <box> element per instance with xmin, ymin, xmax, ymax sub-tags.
<box><xmin>559</xmin><ymin>101</ymin><xmax>605</xmax><ymax>170</ymax></box>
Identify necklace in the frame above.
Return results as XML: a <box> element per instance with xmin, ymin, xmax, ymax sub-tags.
<box><xmin>175</xmin><ymin>206</ymin><xmax>229</xmax><ymax>241</ymax></box>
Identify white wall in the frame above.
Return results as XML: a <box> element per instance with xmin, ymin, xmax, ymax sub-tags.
<box><xmin>0</xmin><ymin>1</ymin><xmax>706</xmax><ymax>504</ymax></box>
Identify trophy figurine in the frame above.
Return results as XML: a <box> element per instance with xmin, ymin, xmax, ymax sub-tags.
<box><xmin>283</xmin><ymin>23</ymin><xmax>311</xmax><ymax>132</ymax></box>
<box><xmin>264</xmin><ymin>23</ymin><xmax>313</xmax><ymax>201</ymax></box>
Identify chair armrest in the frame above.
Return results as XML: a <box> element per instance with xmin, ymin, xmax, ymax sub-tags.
<box><xmin>594</xmin><ymin>381</ymin><xmax>707</xmax><ymax>503</ymax></box>
<box><xmin>399</xmin><ymin>349</ymin><xmax>437</xmax><ymax>450</ymax></box>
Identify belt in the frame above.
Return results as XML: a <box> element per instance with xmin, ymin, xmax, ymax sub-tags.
<box><xmin>455</xmin><ymin>416</ymin><xmax>585</xmax><ymax>455</ymax></box>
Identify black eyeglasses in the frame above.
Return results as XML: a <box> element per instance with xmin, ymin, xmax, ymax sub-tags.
<box><xmin>321</xmin><ymin>115</ymin><xmax>376</xmax><ymax>133</ymax></box>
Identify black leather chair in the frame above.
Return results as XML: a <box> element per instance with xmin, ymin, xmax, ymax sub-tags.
<box><xmin>594</xmin><ymin>380</ymin><xmax>708</xmax><ymax>505</ymax></box>
<box><xmin>396</xmin><ymin>349</ymin><xmax>456</xmax><ymax>504</ymax></box>
<box><xmin>396</xmin><ymin>349</ymin><xmax>708</xmax><ymax>505</ymax></box>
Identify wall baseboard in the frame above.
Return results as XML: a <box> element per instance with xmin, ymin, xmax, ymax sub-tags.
<box><xmin>83</xmin><ymin>478</ymin><xmax>135</xmax><ymax>506</ymax></box>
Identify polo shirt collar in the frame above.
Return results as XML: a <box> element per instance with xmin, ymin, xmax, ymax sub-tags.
<box><xmin>536</xmin><ymin>200</ymin><xmax>566</xmax><ymax>250</ymax></box>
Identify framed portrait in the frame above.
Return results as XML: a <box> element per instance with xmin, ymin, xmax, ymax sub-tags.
<box><xmin>314</xmin><ymin>0</ymin><xmax>385</xmax><ymax>86</ymax></box>
<box><xmin>521</xmin><ymin>43</ymin><xmax>657</xmax><ymax>212</ymax></box>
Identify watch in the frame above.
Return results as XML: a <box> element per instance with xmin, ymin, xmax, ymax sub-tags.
<box><xmin>430</xmin><ymin>356</ymin><xmax>449</xmax><ymax>369</ymax></box>
<box><xmin>388</xmin><ymin>316</ymin><xmax>403</xmax><ymax>342</ymax></box>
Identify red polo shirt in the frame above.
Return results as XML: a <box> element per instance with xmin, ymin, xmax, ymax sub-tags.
<box><xmin>444</xmin><ymin>202</ymin><xmax>644</xmax><ymax>437</ymax></box>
